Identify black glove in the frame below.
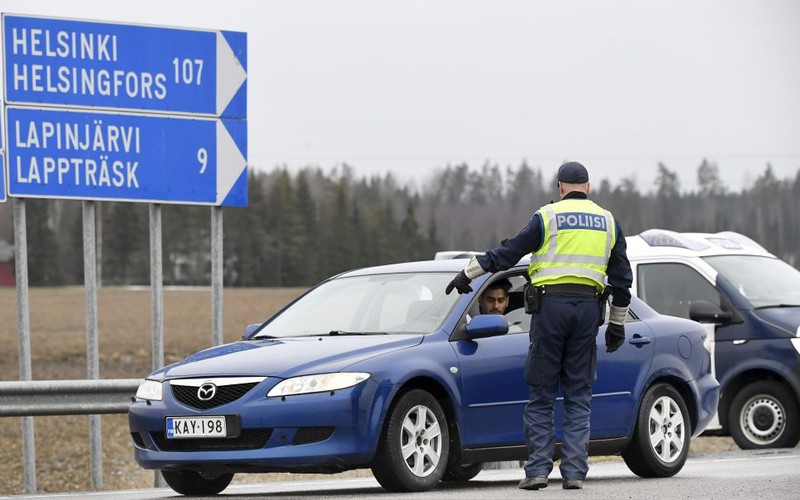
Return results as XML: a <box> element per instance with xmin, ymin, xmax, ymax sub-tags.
<box><xmin>445</xmin><ymin>270</ymin><xmax>473</xmax><ymax>295</ymax></box>
<box><xmin>605</xmin><ymin>322</ymin><xmax>625</xmax><ymax>353</ymax></box>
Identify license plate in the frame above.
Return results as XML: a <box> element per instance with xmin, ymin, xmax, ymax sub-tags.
<box><xmin>166</xmin><ymin>416</ymin><xmax>227</xmax><ymax>439</ymax></box>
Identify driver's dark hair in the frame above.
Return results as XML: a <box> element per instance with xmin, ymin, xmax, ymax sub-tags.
<box><xmin>485</xmin><ymin>278</ymin><xmax>512</xmax><ymax>295</ymax></box>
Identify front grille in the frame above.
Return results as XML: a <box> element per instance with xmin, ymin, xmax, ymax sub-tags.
<box><xmin>171</xmin><ymin>382</ymin><xmax>260</xmax><ymax>410</ymax></box>
<box><xmin>293</xmin><ymin>427</ymin><xmax>334</xmax><ymax>445</ymax></box>
<box><xmin>151</xmin><ymin>428</ymin><xmax>273</xmax><ymax>452</ymax></box>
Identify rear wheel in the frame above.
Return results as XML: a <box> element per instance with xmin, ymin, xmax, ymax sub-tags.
<box><xmin>728</xmin><ymin>381</ymin><xmax>800</xmax><ymax>449</ymax></box>
<box><xmin>622</xmin><ymin>383</ymin><xmax>689</xmax><ymax>478</ymax></box>
<box><xmin>371</xmin><ymin>389</ymin><xmax>450</xmax><ymax>492</ymax></box>
<box><xmin>441</xmin><ymin>462</ymin><xmax>483</xmax><ymax>482</ymax></box>
<box><xmin>161</xmin><ymin>470</ymin><xmax>233</xmax><ymax>496</ymax></box>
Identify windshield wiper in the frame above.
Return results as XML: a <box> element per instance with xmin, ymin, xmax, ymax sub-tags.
<box><xmin>755</xmin><ymin>304</ymin><xmax>800</xmax><ymax>309</ymax></box>
<box><xmin>327</xmin><ymin>330</ymin><xmax>388</xmax><ymax>336</ymax></box>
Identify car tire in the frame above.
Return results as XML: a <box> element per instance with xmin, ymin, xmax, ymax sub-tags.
<box><xmin>371</xmin><ymin>389</ymin><xmax>450</xmax><ymax>492</ymax></box>
<box><xmin>161</xmin><ymin>470</ymin><xmax>234</xmax><ymax>495</ymax></box>
<box><xmin>728</xmin><ymin>380</ymin><xmax>800</xmax><ymax>449</ymax></box>
<box><xmin>622</xmin><ymin>383</ymin><xmax>690</xmax><ymax>478</ymax></box>
<box><xmin>441</xmin><ymin>462</ymin><xmax>483</xmax><ymax>482</ymax></box>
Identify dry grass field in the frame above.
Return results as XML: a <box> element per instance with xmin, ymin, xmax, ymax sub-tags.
<box><xmin>0</xmin><ymin>286</ymin><xmax>307</xmax><ymax>494</ymax></box>
<box><xmin>0</xmin><ymin>286</ymin><xmax>740</xmax><ymax>495</ymax></box>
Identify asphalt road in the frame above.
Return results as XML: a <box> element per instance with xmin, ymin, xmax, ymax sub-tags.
<box><xmin>8</xmin><ymin>448</ymin><xmax>800</xmax><ymax>500</ymax></box>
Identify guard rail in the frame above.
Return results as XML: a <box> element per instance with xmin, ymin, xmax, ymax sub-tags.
<box><xmin>0</xmin><ymin>378</ymin><xmax>141</xmax><ymax>417</ymax></box>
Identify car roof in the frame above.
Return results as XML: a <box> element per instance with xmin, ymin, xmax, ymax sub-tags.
<box><xmin>626</xmin><ymin>229</ymin><xmax>775</xmax><ymax>259</ymax></box>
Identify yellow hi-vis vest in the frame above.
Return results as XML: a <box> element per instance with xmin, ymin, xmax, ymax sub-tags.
<box><xmin>528</xmin><ymin>198</ymin><xmax>616</xmax><ymax>290</ymax></box>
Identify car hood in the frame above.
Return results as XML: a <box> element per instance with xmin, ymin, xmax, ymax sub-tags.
<box><xmin>752</xmin><ymin>307</ymin><xmax>800</xmax><ymax>336</ymax></box>
<box><xmin>152</xmin><ymin>334</ymin><xmax>424</xmax><ymax>380</ymax></box>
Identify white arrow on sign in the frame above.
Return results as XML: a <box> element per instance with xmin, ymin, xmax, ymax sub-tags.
<box><xmin>216</xmin><ymin>121</ymin><xmax>247</xmax><ymax>205</ymax></box>
<box><xmin>217</xmin><ymin>32</ymin><xmax>248</xmax><ymax>116</ymax></box>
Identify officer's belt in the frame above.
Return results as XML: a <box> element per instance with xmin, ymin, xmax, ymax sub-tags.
<box><xmin>537</xmin><ymin>283</ymin><xmax>598</xmax><ymax>297</ymax></box>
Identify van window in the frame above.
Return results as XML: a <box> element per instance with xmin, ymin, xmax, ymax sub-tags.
<box><xmin>637</xmin><ymin>263</ymin><xmax>718</xmax><ymax>319</ymax></box>
<box><xmin>704</xmin><ymin>255</ymin><xmax>800</xmax><ymax>308</ymax></box>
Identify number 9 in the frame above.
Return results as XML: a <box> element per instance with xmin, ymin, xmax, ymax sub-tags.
<box><xmin>198</xmin><ymin>148</ymin><xmax>208</xmax><ymax>174</ymax></box>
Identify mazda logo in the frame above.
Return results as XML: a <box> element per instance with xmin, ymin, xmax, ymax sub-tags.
<box><xmin>197</xmin><ymin>383</ymin><xmax>217</xmax><ymax>401</ymax></box>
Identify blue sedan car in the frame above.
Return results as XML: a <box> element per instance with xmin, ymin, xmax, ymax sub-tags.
<box><xmin>128</xmin><ymin>258</ymin><xmax>719</xmax><ymax>495</ymax></box>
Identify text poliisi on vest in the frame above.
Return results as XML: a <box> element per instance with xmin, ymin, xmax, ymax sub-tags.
<box><xmin>555</xmin><ymin>212</ymin><xmax>607</xmax><ymax>231</ymax></box>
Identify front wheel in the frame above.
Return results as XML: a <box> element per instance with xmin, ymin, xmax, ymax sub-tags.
<box><xmin>161</xmin><ymin>470</ymin><xmax>234</xmax><ymax>496</ymax></box>
<box><xmin>371</xmin><ymin>389</ymin><xmax>450</xmax><ymax>492</ymax></box>
<box><xmin>728</xmin><ymin>381</ymin><xmax>800</xmax><ymax>449</ymax></box>
<box><xmin>622</xmin><ymin>383</ymin><xmax>690</xmax><ymax>478</ymax></box>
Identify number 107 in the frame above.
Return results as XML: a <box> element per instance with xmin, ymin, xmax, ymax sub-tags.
<box><xmin>173</xmin><ymin>58</ymin><xmax>204</xmax><ymax>85</ymax></box>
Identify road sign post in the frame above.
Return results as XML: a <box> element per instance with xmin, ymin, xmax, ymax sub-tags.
<box><xmin>1</xmin><ymin>152</ymin><xmax>5</xmax><ymax>203</ymax></box>
<box><xmin>1</xmin><ymin>114</ymin><xmax>5</xmax><ymax>202</ymax></box>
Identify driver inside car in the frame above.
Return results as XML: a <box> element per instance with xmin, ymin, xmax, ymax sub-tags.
<box><xmin>478</xmin><ymin>278</ymin><xmax>512</xmax><ymax>315</ymax></box>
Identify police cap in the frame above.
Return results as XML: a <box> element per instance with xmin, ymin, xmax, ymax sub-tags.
<box><xmin>557</xmin><ymin>161</ymin><xmax>589</xmax><ymax>183</ymax></box>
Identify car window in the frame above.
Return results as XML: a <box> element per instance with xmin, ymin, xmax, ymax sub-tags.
<box><xmin>637</xmin><ymin>263</ymin><xmax>718</xmax><ymax>319</ymax></box>
<box><xmin>505</xmin><ymin>307</ymin><xmax>529</xmax><ymax>334</ymax></box>
<box><xmin>466</xmin><ymin>274</ymin><xmax>529</xmax><ymax>334</ymax></box>
<box><xmin>255</xmin><ymin>273</ymin><xmax>460</xmax><ymax>337</ymax></box>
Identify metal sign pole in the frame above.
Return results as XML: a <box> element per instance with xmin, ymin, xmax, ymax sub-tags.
<box><xmin>13</xmin><ymin>198</ymin><xmax>36</xmax><ymax>494</ymax></box>
<box><xmin>211</xmin><ymin>207</ymin><xmax>224</xmax><ymax>346</ymax></box>
<box><xmin>149</xmin><ymin>203</ymin><xmax>166</xmax><ymax>487</ymax></box>
<box><xmin>82</xmin><ymin>201</ymin><xmax>103</xmax><ymax>488</ymax></box>
<box><xmin>150</xmin><ymin>204</ymin><xmax>164</xmax><ymax>371</ymax></box>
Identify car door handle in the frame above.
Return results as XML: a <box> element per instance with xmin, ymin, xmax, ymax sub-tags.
<box><xmin>629</xmin><ymin>334</ymin><xmax>651</xmax><ymax>347</ymax></box>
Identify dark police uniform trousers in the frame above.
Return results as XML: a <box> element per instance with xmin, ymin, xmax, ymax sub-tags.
<box><xmin>523</xmin><ymin>292</ymin><xmax>599</xmax><ymax>480</ymax></box>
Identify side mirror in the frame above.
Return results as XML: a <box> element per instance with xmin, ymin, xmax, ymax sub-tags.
<box><xmin>242</xmin><ymin>323</ymin><xmax>262</xmax><ymax>339</ymax></box>
<box><xmin>689</xmin><ymin>300</ymin><xmax>732</xmax><ymax>324</ymax></box>
<box><xmin>465</xmin><ymin>314</ymin><xmax>509</xmax><ymax>339</ymax></box>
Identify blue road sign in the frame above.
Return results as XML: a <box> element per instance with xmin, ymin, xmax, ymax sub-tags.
<box><xmin>6</xmin><ymin>106</ymin><xmax>247</xmax><ymax>206</ymax></box>
<box><xmin>2</xmin><ymin>14</ymin><xmax>246</xmax><ymax>118</ymax></box>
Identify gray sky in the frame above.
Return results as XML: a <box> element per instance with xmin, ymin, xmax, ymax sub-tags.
<box><xmin>3</xmin><ymin>0</ymin><xmax>800</xmax><ymax>192</ymax></box>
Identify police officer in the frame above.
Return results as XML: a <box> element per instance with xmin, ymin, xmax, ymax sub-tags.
<box><xmin>445</xmin><ymin>161</ymin><xmax>632</xmax><ymax>490</ymax></box>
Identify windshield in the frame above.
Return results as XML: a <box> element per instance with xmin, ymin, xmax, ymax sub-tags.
<box><xmin>255</xmin><ymin>272</ymin><xmax>460</xmax><ymax>338</ymax></box>
<box><xmin>704</xmin><ymin>255</ymin><xmax>800</xmax><ymax>308</ymax></box>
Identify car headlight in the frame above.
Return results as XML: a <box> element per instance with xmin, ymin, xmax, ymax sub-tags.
<box><xmin>135</xmin><ymin>379</ymin><xmax>163</xmax><ymax>401</ymax></box>
<box><xmin>267</xmin><ymin>372</ymin><xmax>370</xmax><ymax>397</ymax></box>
